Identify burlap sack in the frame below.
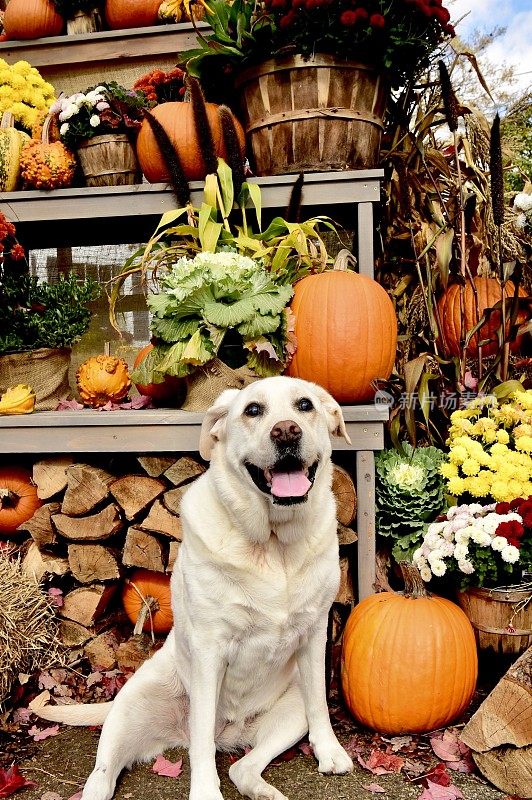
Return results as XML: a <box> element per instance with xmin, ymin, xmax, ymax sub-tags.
<box><xmin>0</xmin><ymin>348</ymin><xmax>72</xmax><ymax>411</ymax></box>
<box><xmin>182</xmin><ymin>358</ymin><xmax>258</xmax><ymax>412</ymax></box>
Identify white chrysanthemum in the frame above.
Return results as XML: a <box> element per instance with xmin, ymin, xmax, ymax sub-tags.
<box><xmin>440</xmin><ymin>541</ymin><xmax>455</xmax><ymax>557</ymax></box>
<box><xmin>515</xmin><ymin>213</ymin><xmax>527</xmax><ymax>229</ymax></box>
<box><xmin>58</xmin><ymin>103</ymin><xmax>78</xmax><ymax>121</ymax></box>
<box><xmin>449</xmin><ymin>516</ymin><xmax>470</xmax><ymax>533</ymax></box>
<box><xmin>425</xmin><ymin>531</ymin><xmax>445</xmax><ymax>549</ymax></box>
<box><xmin>514</xmin><ymin>192</ymin><xmax>532</xmax><ymax>212</ymax></box>
<box><xmin>89</xmin><ymin>114</ymin><xmax>100</xmax><ymax>127</ymax></box>
<box><xmin>420</xmin><ymin>566</ymin><xmax>432</xmax><ymax>582</ymax></box>
<box><xmin>458</xmin><ymin>559</ymin><xmax>475</xmax><ymax>575</ymax></box>
<box><xmin>59</xmin><ymin>122</ymin><xmax>69</xmax><ymax>135</ymax></box>
<box><xmin>454</xmin><ymin>543</ymin><xmax>469</xmax><ymax>561</ymax></box>
<box><xmin>431</xmin><ymin>560</ymin><xmax>447</xmax><ymax>577</ymax></box>
<box><xmin>413</xmin><ymin>547</ymin><xmax>424</xmax><ymax>562</ymax></box>
<box><xmin>469</xmin><ymin>527</ymin><xmax>492</xmax><ymax>546</ymax></box>
<box><xmin>491</xmin><ymin>536</ymin><xmax>507</xmax><ymax>552</ymax></box>
<box><xmin>501</xmin><ymin>545</ymin><xmax>519</xmax><ymax>564</ymax></box>
<box><xmin>467</xmin><ymin>504</ymin><xmax>484</xmax><ymax>515</ymax></box>
<box><xmin>427</xmin><ymin>549</ymin><xmax>444</xmax><ymax>564</ymax></box>
<box><xmin>455</xmin><ymin>529</ymin><xmax>470</xmax><ymax>546</ymax></box>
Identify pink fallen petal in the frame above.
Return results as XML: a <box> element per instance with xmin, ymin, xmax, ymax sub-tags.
<box><xmin>28</xmin><ymin>724</ymin><xmax>60</xmax><ymax>741</ymax></box>
<box><xmin>55</xmin><ymin>399</ymin><xmax>83</xmax><ymax>411</ymax></box>
<box><xmin>363</xmin><ymin>783</ymin><xmax>386</xmax><ymax>793</ymax></box>
<box><xmin>418</xmin><ymin>779</ymin><xmax>464</xmax><ymax>800</ymax></box>
<box><xmin>152</xmin><ymin>756</ymin><xmax>183</xmax><ymax>778</ymax></box>
<box><xmin>67</xmin><ymin>791</ymin><xmax>83</xmax><ymax>800</ymax></box>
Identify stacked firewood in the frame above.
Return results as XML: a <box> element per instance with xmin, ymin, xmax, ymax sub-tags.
<box><xmin>19</xmin><ymin>456</ymin><xmax>357</xmax><ymax>671</ymax></box>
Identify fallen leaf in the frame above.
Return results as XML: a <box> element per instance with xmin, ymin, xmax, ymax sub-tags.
<box><xmin>430</xmin><ymin>732</ymin><xmax>474</xmax><ymax>773</ymax></box>
<box><xmin>47</xmin><ymin>588</ymin><xmax>64</xmax><ymax>608</ymax></box>
<box><xmin>423</xmin><ymin>763</ymin><xmax>451</xmax><ymax>787</ymax></box>
<box><xmin>343</xmin><ymin>734</ymin><xmax>366</xmax><ymax>756</ymax></box>
<box><xmin>152</xmin><ymin>756</ymin><xmax>183</xmax><ymax>778</ymax></box>
<box><xmin>358</xmin><ymin>748</ymin><xmax>405</xmax><ymax>775</ymax></box>
<box><xmin>28</xmin><ymin>724</ymin><xmax>60</xmax><ymax>741</ymax></box>
<box><xmin>418</xmin><ymin>778</ymin><xmax>464</xmax><ymax>800</ymax></box>
<box><xmin>388</xmin><ymin>735</ymin><xmax>413</xmax><ymax>752</ymax></box>
<box><xmin>40</xmin><ymin>792</ymin><xmax>63</xmax><ymax>800</ymax></box>
<box><xmin>66</xmin><ymin>791</ymin><xmax>82</xmax><ymax>800</ymax></box>
<box><xmin>38</xmin><ymin>672</ymin><xmax>58</xmax><ymax>692</ymax></box>
<box><xmin>12</xmin><ymin>708</ymin><xmax>31</xmax><ymax>725</ymax></box>
<box><xmin>0</xmin><ymin>765</ymin><xmax>37</xmax><ymax>798</ymax></box>
<box><xmin>28</xmin><ymin>691</ymin><xmax>51</xmax><ymax>713</ymax></box>
<box><xmin>17</xmin><ymin>674</ymin><xmax>30</xmax><ymax>686</ymax></box>
<box><xmin>55</xmin><ymin>399</ymin><xmax>83</xmax><ymax>411</ymax></box>
<box><xmin>363</xmin><ymin>783</ymin><xmax>386</xmax><ymax>793</ymax></box>
<box><xmin>404</xmin><ymin>758</ymin><xmax>427</xmax><ymax>778</ymax></box>
<box><xmin>298</xmin><ymin>742</ymin><xmax>313</xmax><ymax>756</ymax></box>
<box><xmin>271</xmin><ymin>746</ymin><xmax>300</xmax><ymax>764</ymax></box>
<box><xmin>86</xmin><ymin>672</ymin><xmax>103</xmax><ymax>689</ymax></box>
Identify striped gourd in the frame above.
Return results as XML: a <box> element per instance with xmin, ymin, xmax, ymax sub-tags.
<box><xmin>0</xmin><ymin>112</ymin><xmax>31</xmax><ymax>192</ymax></box>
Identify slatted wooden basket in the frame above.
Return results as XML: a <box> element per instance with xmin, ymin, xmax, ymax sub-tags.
<box><xmin>457</xmin><ymin>585</ymin><xmax>532</xmax><ymax>655</ymax></box>
<box><xmin>235</xmin><ymin>54</ymin><xmax>387</xmax><ymax>176</ymax></box>
<box><xmin>76</xmin><ymin>133</ymin><xmax>141</xmax><ymax>187</ymax></box>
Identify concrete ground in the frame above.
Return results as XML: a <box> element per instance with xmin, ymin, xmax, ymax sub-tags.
<box><xmin>16</xmin><ymin>726</ymin><xmax>508</xmax><ymax>800</ymax></box>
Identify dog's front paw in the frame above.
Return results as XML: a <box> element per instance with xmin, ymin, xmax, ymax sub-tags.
<box><xmin>189</xmin><ymin>787</ymin><xmax>224</xmax><ymax>800</ymax></box>
<box><xmin>312</xmin><ymin>739</ymin><xmax>354</xmax><ymax>775</ymax></box>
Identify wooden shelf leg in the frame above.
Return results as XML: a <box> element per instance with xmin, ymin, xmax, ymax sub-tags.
<box><xmin>357</xmin><ymin>202</ymin><xmax>375</xmax><ymax>278</ymax></box>
<box><xmin>356</xmin><ymin>449</ymin><xmax>376</xmax><ymax>600</ymax></box>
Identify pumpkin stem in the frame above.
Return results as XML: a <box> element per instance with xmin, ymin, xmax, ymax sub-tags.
<box><xmin>128</xmin><ymin>582</ymin><xmax>160</xmax><ymax>641</ymax></box>
<box><xmin>0</xmin><ymin>487</ymin><xmax>18</xmax><ymax>508</ymax></box>
<box><xmin>334</xmin><ymin>249</ymin><xmax>357</xmax><ymax>273</ymax></box>
<box><xmin>399</xmin><ymin>561</ymin><xmax>430</xmax><ymax>599</ymax></box>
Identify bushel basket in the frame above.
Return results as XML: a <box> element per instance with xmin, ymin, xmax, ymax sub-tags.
<box><xmin>235</xmin><ymin>54</ymin><xmax>387</xmax><ymax>176</ymax></box>
<box><xmin>457</xmin><ymin>585</ymin><xmax>532</xmax><ymax>655</ymax></box>
<box><xmin>76</xmin><ymin>134</ymin><xmax>140</xmax><ymax>187</ymax></box>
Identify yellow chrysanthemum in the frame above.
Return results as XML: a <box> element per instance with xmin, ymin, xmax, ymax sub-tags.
<box><xmin>515</xmin><ymin>436</ymin><xmax>532</xmax><ymax>453</ymax></box>
<box><xmin>513</xmin><ymin>424</ymin><xmax>532</xmax><ymax>439</ymax></box>
<box><xmin>449</xmin><ymin>445</ymin><xmax>468</xmax><ymax>465</ymax></box>
<box><xmin>496</xmin><ymin>429</ymin><xmax>510</xmax><ymax>445</ymax></box>
<box><xmin>441</xmin><ymin>462</ymin><xmax>459</xmax><ymax>479</ymax></box>
<box><xmin>512</xmin><ymin>390</ymin><xmax>532</xmax><ymax>411</ymax></box>
<box><xmin>448</xmin><ymin>476</ymin><xmax>466</xmax><ymax>496</ymax></box>
<box><xmin>462</xmin><ymin>458</ymin><xmax>480</xmax><ymax>476</ymax></box>
<box><xmin>463</xmin><ymin>477</ymin><xmax>491</xmax><ymax>497</ymax></box>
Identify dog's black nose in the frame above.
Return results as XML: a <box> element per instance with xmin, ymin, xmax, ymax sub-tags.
<box><xmin>270</xmin><ymin>420</ymin><xmax>302</xmax><ymax>444</ymax></box>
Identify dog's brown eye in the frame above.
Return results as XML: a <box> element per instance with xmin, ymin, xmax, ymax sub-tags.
<box><xmin>297</xmin><ymin>398</ymin><xmax>314</xmax><ymax>412</ymax></box>
<box><xmin>244</xmin><ymin>402</ymin><xmax>263</xmax><ymax>417</ymax></box>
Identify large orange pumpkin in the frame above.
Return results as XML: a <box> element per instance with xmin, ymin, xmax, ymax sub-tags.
<box><xmin>3</xmin><ymin>0</ymin><xmax>63</xmax><ymax>40</ymax></box>
<box><xmin>104</xmin><ymin>0</ymin><xmax>162</xmax><ymax>29</ymax></box>
<box><xmin>133</xmin><ymin>344</ymin><xmax>187</xmax><ymax>406</ymax></box>
<box><xmin>286</xmin><ymin>251</ymin><xmax>397</xmax><ymax>403</ymax></box>
<box><xmin>136</xmin><ymin>101</ymin><xmax>246</xmax><ymax>183</ymax></box>
<box><xmin>122</xmin><ymin>569</ymin><xmax>173</xmax><ymax>634</ymax></box>
<box><xmin>0</xmin><ymin>466</ymin><xmax>42</xmax><ymax>535</ymax></box>
<box><xmin>438</xmin><ymin>276</ymin><xmax>528</xmax><ymax>358</ymax></box>
<box><xmin>341</xmin><ymin>563</ymin><xmax>478</xmax><ymax>735</ymax></box>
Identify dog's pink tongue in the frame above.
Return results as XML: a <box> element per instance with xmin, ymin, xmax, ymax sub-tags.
<box><xmin>271</xmin><ymin>470</ymin><xmax>311</xmax><ymax>498</ymax></box>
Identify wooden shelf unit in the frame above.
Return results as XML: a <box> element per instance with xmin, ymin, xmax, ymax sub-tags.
<box><xmin>0</xmin><ymin>169</ymin><xmax>386</xmax><ymax>599</ymax></box>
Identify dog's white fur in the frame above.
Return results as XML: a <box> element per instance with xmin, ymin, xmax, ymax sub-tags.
<box><xmin>39</xmin><ymin>376</ymin><xmax>354</xmax><ymax>800</ymax></box>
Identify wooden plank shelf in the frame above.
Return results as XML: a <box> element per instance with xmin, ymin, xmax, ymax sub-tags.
<box><xmin>0</xmin><ymin>405</ymin><xmax>388</xmax><ymax>454</ymax></box>
<box><xmin>0</xmin><ymin>170</ymin><xmax>383</xmax><ymax>267</ymax></box>
<box><xmin>0</xmin><ymin>23</ymin><xmax>209</xmax><ymax>93</ymax></box>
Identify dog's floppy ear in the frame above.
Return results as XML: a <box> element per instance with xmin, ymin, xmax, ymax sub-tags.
<box><xmin>312</xmin><ymin>384</ymin><xmax>351</xmax><ymax>445</ymax></box>
<box><xmin>199</xmin><ymin>388</ymin><xmax>241</xmax><ymax>460</ymax></box>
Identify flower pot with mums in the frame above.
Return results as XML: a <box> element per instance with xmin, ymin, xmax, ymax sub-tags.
<box><xmin>181</xmin><ymin>0</ymin><xmax>455</xmax><ymax>175</ymax></box>
<box><xmin>52</xmin><ymin>82</ymin><xmax>149</xmax><ymax>186</ymax></box>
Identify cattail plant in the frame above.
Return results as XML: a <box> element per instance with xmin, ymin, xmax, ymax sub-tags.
<box><xmin>187</xmin><ymin>76</ymin><xmax>218</xmax><ymax>177</ymax></box>
<box><xmin>218</xmin><ymin>104</ymin><xmax>245</xmax><ymax>199</ymax></box>
<box><xmin>143</xmin><ymin>111</ymin><xmax>191</xmax><ymax>209</ymax></box>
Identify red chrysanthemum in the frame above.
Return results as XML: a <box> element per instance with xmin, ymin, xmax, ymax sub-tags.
<box><xmin>271</xmin><ymin>0</ymin><xmax>287</xmax><ymax>9</ymax></box>
<box><xmin>433</xmin><ymin>6</ymin><xmax>451</xmax><ymax>23</ymax></box>
<box><xmin>495</xmin><ymin>501</ymin><xmax>512</xmax><ymax>514</ymax></box>
<box><xmin>495</xmin><ymin>520</ymin><xmax>525</xmax><ymax>545</ymax></box>
<box><xmin>9</xmin><ymin>243</ymin><xmax>25</xmax><ymax>261</ymax></box>
<box><xmin>340</xmin><ymin>9</ymin><xmax>358</xmax><ymax>25</ymax></box>
<box><xmin>279</xmin><ymin>10</ymin><xmax>296</xmax><ymax>27</ymax></box>
<box><xmin>356</xmin><ymin>7</ymin><xmax>369</xmax><ymax>19</ymax></box>
<box><xmin>369</xmin><ymin>12</ymin><xmax>385</xmax><ymax>27</ymax></box>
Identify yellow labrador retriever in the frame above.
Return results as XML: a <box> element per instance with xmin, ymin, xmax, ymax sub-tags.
<box><xmin>39</xmin><ymin>376</ymin><xmax>354</xmax><ymax>800</ymax></box>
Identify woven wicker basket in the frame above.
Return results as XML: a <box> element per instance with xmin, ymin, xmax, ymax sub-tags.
<box><xmin>235</xmin><ymin>54</ymin><xmax>387</xmax><ymax>176</ymax></box>
<box><xmin>66</xmin><ymin>8</ymin><xmax>102</xmax><ymax>34</ymax></box>
<box><xmin>77</xmin><ymin>134</ymin><xmax>141</xmax><ymax>187</ymax></box>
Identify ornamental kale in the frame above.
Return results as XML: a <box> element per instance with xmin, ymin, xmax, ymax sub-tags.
<box><xmin>376</xmin><ymin>443</ymin><xmax>446</xmax><ymax>561</ymax></box>
<box><xmin>132</xmin><ymin>251</ymin><xmax>295</xmax><ymax>384</ymax></box>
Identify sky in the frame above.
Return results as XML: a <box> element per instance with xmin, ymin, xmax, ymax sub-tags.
<box><xmin>450</xmin><ymin>0</ymin><xmax>532</xmax><ymax>97</ymax></box>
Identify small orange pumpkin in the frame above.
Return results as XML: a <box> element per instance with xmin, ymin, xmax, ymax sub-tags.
<box><xmin>122</xmin><ymin>569</ymin><xmax>173</xmax><ymax>634</ymax></box>
<box><xmin>341</xmin><ymin>563</ymin><xmax>478</xmax><ymax>735</ymax></box>
<box><xmin>286</xmin><ymin>250</ymin><xmax>397</xmax><ymax>403</ymax></box>
<box><xmin>3</xmin><ymin>0</ymin><xmax>63</xmax><ymax>40</ymax></box>
<box><xmin>437</xmin><ymin>276</ymin><xmax>528</xmax><ymax>358</ymax></box>
<box><xmin>135</xmin><ymin>101</ymin><xmax>246</xmax><ymax>183</ymax></box>
<box><xmin>76</xmin><ymin>354</ymin><xmax>131</xmax><ymax>407</ymax></box>
<box><xmin>0</xmin><ymin>466</ymin><xmax>42</xmax><ymax>535</ymax></box>
<box><xmin>133</xmin><ymin>344</ymin><xmax>186</xmax><ymax>406</ymax></box>
<box><xmin>104</xmin><ymin>0</ymin><xmax>162</xmax><ymax>29</ymax></box>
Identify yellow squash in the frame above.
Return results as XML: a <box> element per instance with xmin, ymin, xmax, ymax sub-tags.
<box><xmin>0</xmin><ymin>112</ymin><xmax>31</xmax><ymax>192</ymax></box>
<box><xmin>0</xmin><ymin>384</ymin><xmax>36</xmax><ymax>414</ymax></box>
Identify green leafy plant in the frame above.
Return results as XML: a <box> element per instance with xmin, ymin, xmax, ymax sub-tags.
<box><xmin>133</xmin><ymin>250</ymin><xmax>295</xmax><ymax>383</ymax></box>
<box><xmin>181</xmin><ymin>0</ymin><xmax>454</xmax><ymax>92</ymax></box>
<box><xmin>375</xmin><ymin>443</ymin><xmax>446</xmax><ymax>561</ymax></box>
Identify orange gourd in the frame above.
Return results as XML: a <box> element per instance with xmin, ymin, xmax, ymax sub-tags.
<box><xmin>76</xmin><ymin>354</ymin><xmax>131</xmax><ymax>407</ymax></box>
<box><xmin>122</xmin><ymin>569</ymin><xmax>173</xmax><ymax>634</ymax></box>
<box><xmin>104</xmin><ymin>0</ymin><xmax>162</xmax><ymax>29</ymax></box>
<box><xmin>135</xmin><ymin>101</ymin><xmax>246</xmax><ymax>183</ymax></box>
<box><xmin>0</xmin><ymin>466</ymin><xmax>42</xmax><ymax>535</ymax></box>
<box><xmin>286</xmin><ymin>251</ymin><xmax>397</xmax><ymax>403</ymax></box>
<box><xmin>133</xmin><ymin>344</ymin><xmax>186</xmax><ymax>406</ymax></box>
<box><xmin>437</xmin><ymin>276</ymin><xmax>528</xmax><ymax>358</ymax></box>
<box><xmin>341</xmin><ymin>563</ymin><xmax>478</xmax><ymax>735</ymax></box>
<box><xmin>3</xmin><ymin>0</ymin><xmax>63</xmax><ymax>40</ymax></box>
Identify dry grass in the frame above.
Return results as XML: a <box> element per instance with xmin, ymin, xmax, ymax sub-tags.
<box><xmin>0</xmin><ymin>555</ymin><xmax>62</xmax><ymax>707</ymax></box>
